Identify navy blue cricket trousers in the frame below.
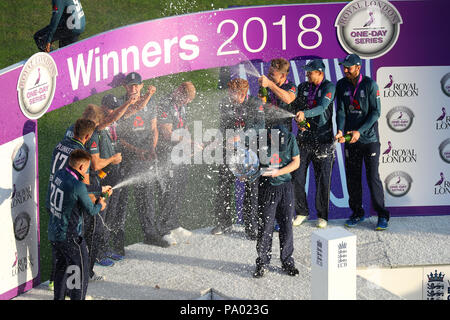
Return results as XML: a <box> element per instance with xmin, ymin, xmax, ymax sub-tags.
<box><xmin>344</xmin><ymin>141</ymin><xmax>390</xmax><ymax>220</ymax></box>
<box><xmin>51</xmin><ymin>236</ymin><xmax>89</xmax><ymax>300</ymax></box>
<box><xmin>256</xmin><ymin>181</ymin><xmax>295</xmax><ymax>268</ymax></box>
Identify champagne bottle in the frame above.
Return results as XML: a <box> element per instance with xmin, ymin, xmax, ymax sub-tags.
<box><xmin>343</xmin><ymin>134</ymin><xmax>352</xmax><ymax>142</ymax></box>
<box><xmin>101</xmin><ymin>191</ymin><xmax>109</xmax><ymax>200</ymax></box>
<box><xmin>259</xmin><ymin>86</ymin><xmax>269</xmax><ymax>103</ymax></box>
<box><xmin>297</xmin><ymin>119</ymin><xmax>310</xmax><ymax>129</ymax></box>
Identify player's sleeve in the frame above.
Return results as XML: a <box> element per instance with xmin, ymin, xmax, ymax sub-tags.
<box><xmin>290</xmin><ymin>133</ymin><xmax>300</xmax><ymax>158</ymax></box>
<box><xmin>46</xmin><ymin>0</ymin><xmax>65</xmax><ymax>43</ymax></box>
<box><xmin>86</xmin><ymin>132</ymin><xmax>100</xmax><ymax>155</ymax></box>
<box><xmin>284</xmin><ymin>81</ymin><xmax>298</xmax><ymax>98</ymax></box>
<box><xmin>303</xmin><ymin>82</ymin><xmax>336</xmax><ymax>118</ymax></box>
<box><xmin>358</xmin><ymin>80</ymin><xmax>381</xmax><ymax>134</ymax></box>
<box><xmin>75</xmin><ymin>181</ymin><xmax>102</xmax><ymax>216</ymax></box>
<box><xmin>335</xmin><ymin>81</ymin><xmax>346</xmax><ymax>133</ymax></box>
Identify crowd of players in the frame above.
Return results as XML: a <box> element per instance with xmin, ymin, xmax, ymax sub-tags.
<box><xmin>46</xmin><ymin>54</ymin><xmax>390</xmax><ymax>299</ymax></box>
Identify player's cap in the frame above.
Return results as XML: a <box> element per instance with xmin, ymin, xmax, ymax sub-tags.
<box><xmin>302</xmin><ymin>59</ymin><xmax>325</xmax><ymax>72</ymax></box>
<box><xmin>101</xmin><ymin>94</ymin><xmax>121</xmax><ymax>109</ymax></box>
<box><xmin>339</xmin><ymin>54</ymin><xmax>361</xmax><ymax>67</ymax></box>
<box><xmin>124</xmin><ymin>72</ymin><xmax>142</xmax><ymax>85</ymax></box>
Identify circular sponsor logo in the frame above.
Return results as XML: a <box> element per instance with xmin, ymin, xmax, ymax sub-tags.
<box><xmin>13</xmin><ymin>212</ymin><xmax>31</xmax><ymax>241</ymax></box>
<box><xmin>11</xmin><ymin>142</ymin><xmax>29</xmax><ymax>171</ymax></box>
<box><xmin>386</xmin><ymin>106</ymin><xmax>414</xmax><ymax>132</ymax></box>
<box><xmin>335</xmin><ymin>0</ymin><xmax>403</xmax><ymax>59</ymax></box>
<box><xmin>438</xmin><ymin>138</ymin><xmax>450</xmax><ymax>164</ymax></box>
<box><xmin>17</xmin><ymin>52</ymin><xmax>58</xmax><ymax>120</ymax></box>
<box><xmin>440</xmin><ymin>73</ymin><xmax>450</xmax><ymax>97</ymax></box>
<box><xmin>384</xmin><ymin>171</ymin><xmax>413</xmax><ymax>197</ymax></box>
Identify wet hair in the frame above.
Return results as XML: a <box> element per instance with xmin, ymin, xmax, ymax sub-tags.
<box><xmin>227</xmin><ymin>78</ymin><xmax>249</xmax><ymax>94</ymax></box>
<box><xmin>270</xmin><ymin>58</ymin><xmax>290</xmax><ymax>74</ymax></box>
<box><xmin>177</xmin><ymin>81</ymin><xmax>196</xmax><ymax>101</ymax></box>
<box><xmin>82</xmin><ymin>104</ymin><xmax>104</xmax><ymax>124</ymax></box>
<box><xmin>69</xmin><ymin>149</ymin><xmax>92</xmax><ymax>167</ymax></box>
<box><xmin>73</xmin><ymin>118</ymin><xmax>96</xmax><ymax>139</ymax></box>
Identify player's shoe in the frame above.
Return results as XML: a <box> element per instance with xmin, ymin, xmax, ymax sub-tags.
<box><xmin>162</xmin><ymin>233</ymin><xmax>177</xmax><ymax>245</ymax></box>
<box><xmin>375</xmin><ymin>218</ymin><xmax>388</xmax><ymax>231</ymax></box>
<box><xmin>345</xmin><ymin>216</ymin><xmax>365</xmax><ymax>228</ymax></box>
<box><xmin>293</xmin><ymin>215</ymin><xmax>307</xmax><ymax>226</ymax></box>
<box><xmin>316</xmin><ymin>218</ymin><xmax>328</xmax><ymax>229</ymax></box>
<box><xmin>89</xmin><ymin>272</ymin><xmax>105</xmax><ymax>282</ymax></box>
<box><xmin>106</xmin><ymin>252</ymin><xmax>124</xmax><ymax>261</ymax></box>
<box><xmin>171</xmin><ymin>227</ymin><xmax>192</xmax><ymax>237</ymax></box>
<box><xmin>211</xmin><ymin>225</ymin><xmax>232</xmax><ymax>235</ymax></box>
<box><xmin>95</xmin><ymin>258</ymin><xmax>115</xmax><ymax>267</ymax></box>
<box><xmin>273</xmin><ymin>223</ymin><xmax>280</xmax><ymax>232</ymax></box>
<box><xmin>252</xmin><ymin>265</ymin><xmax>267</xmax><ymax>278</ymax></box>
<box><xmin>143</xmin><ymin>236</ymin><xmax>171</xmax><ymax>248</ymax></box>
<box><xmin>282</xmin><ymin>265</ymin><xmax>299</xmax><ymax>277</ymax></box>
<box><xmin>48</xmin><ymin>281</ymin><xmax>54</xmax><ymax>291</ymax></box>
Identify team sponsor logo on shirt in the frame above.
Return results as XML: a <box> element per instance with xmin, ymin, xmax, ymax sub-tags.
<box><xmin>326</xmin><ymin>92</ymin><xmax>332</xmax><ymax>100</ymax></box>
<box><xmin>17</xmin><ymin>52</ymin><xmax>58</xmax><ymax>120</ymax></box>
<box><xmin>90</xmin><ymin>141</ymin><xmax>97</xmax><ymax>149</ymax></box>
<box><xmin>270</xmin><ymin>153</ymin><xmax>282</xmax><ymax>165</ymax></box>
<box><xmin>386</xmin><ymin>106</ymin><xmax>414</xmax><ymax>132</ymax></box>
<box><xmin>335</xmin><ymin>0</ymin><xmax>403</xmax><ymax>59</ymax></box>
<box><xmin>133</xmin><ymin>116</ymin><xmax>144</xmax><ymax>128</ymax></box>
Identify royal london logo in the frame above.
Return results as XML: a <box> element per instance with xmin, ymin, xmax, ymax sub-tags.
<box><xmin>384</xmin><ymin>171</ymin><xmax>413</xmax><ymax>197</ymax></box>
<box><xmin>335</xmin><ymin>0</ymin><xmax>403</xmax><ymax>59</ymax></box>
<box><xmin>386</xmin><ymin>106</ymin><xmax>414</xmax><ymax>132</ymax></box>
<box><xmin>381</xmin><ymin>141</ymin><xmax>417</xmax><ymax>164</ymax></box>
<box><xmin>434</xmin><ymin>172</ymin><xmax>450</xmax><ymax>196</ymax></box>
<box><xmin>435</xmin><ymin>107</ymin><xmax>450</xmax><ymax>130</ymax></box>
<box><xmin>382</xmin><ymin>74</ymin><xmax>418</xmax><ymax>98</ymax></box>
<box><xmin>11</xmin><ymin>185</ymin><xmax>33</xmax><ymax>209</ymax></box>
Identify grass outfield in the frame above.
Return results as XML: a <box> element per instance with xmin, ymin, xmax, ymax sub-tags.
<box><xmin>1</xmin><ymin>0</ymin><xmax>341</xmax><ymax>283</ymax></box>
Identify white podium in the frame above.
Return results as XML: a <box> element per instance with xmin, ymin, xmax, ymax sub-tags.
<box><xmin>311</xmin><ymin>227</ymin><xmax>356</xmax><ymax>300</ymax></box>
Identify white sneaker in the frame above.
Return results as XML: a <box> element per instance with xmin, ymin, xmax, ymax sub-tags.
<box><xmin>293</xmin><ymin>215</ymin><xmax>307</xmax><ymax>226</ymax></box>
<box><xmin>162</xmin><ymin>233</ymin><xmax>177</xmax><ymax>245</ymax></box>
<box><xmin>316</xmin><ymin>218</ymin><xmax>327</xmax><ymax>229</ymax></box>
<box><xmin>171</xmin><ymin>227</ymin><xmax>192</xmax><ymax>237</ymax></box>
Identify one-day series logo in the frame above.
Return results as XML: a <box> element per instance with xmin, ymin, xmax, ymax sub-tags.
<box><xmin>441</xmin><ymin>73</ymin><xmax>450</xmax><ymax>97</ymax></box>
<box><xmin>335</xmin><ymin>0</ymin><xmax>403</xmax><ymax>59</ymax></box>
<box><xmin>384</xmin><ymin>171</ymin><xmax>413</xmax><ymax>197</ymax></box>
<box><xmin>438</xmin><ymin>138</ymin><xmax>450</xmax><ymax>164</ymax></box>
<box><xmin>386</xmin><ymin>106</ymin><xmax>415</xmax><ymax>132</ymax></box>
<box><xmin>17</xmin><ymin>52</ymin><xmax>58</xmax><ymax>120</ymax></box>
